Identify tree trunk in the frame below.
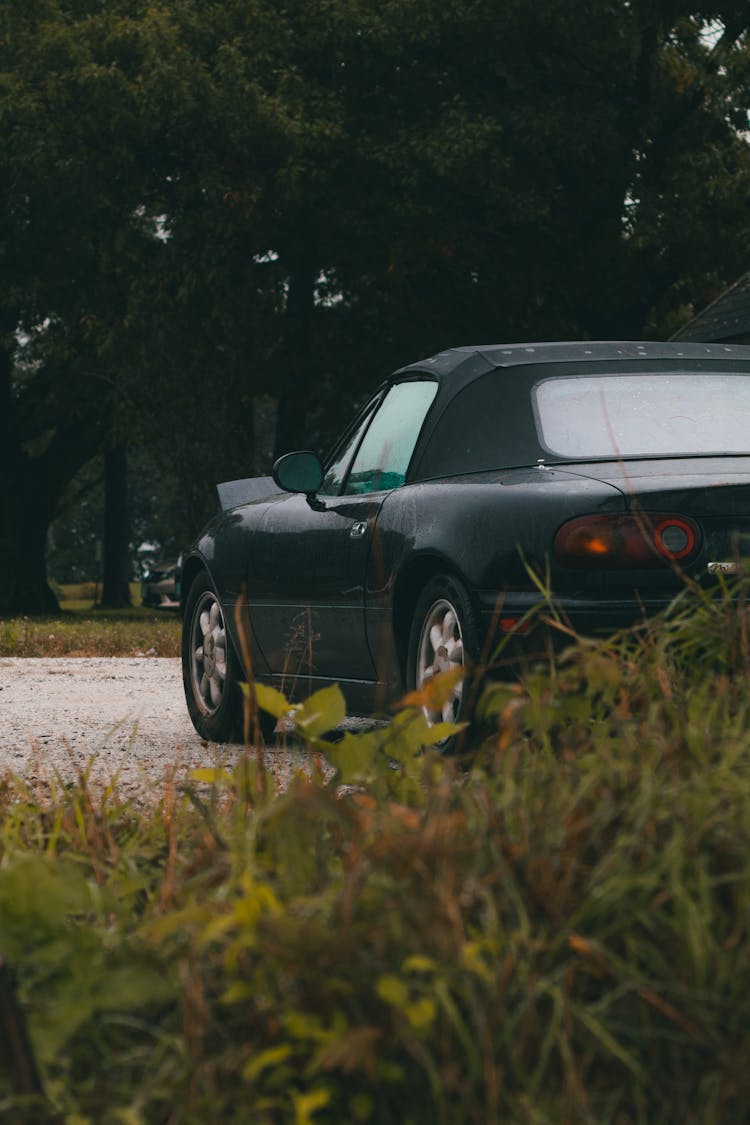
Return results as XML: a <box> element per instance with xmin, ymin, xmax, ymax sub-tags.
<box><xmin>0</xmin><ymin>340</ymin><xmax>58</xmax><ymax>614</ymax></box>
<box><xmin>273</xmin><ymin>258</ymin><xmax>316</xmax><ymax>459</ymax></box>
<box><xmin>99</xmin><ymin>445</ymin><xmax>132</xmax><ymax>609</ymax></box>
<box><xmin>0</xmin><ymin>335</ymin><xmax>103</xmax><ymax>615</ymax></box>
<box><xmin>0</xmin><ymin>473</ymin><xmax>60</xmax><ymax>615</ymax></box>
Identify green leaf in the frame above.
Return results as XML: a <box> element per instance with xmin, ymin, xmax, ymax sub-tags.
<box><xmin>293</xmin><ymin>685</ymin><xmax>346</xmax><ymax>738</ymax></box>
<box><xmin>323</xmin><ymin>730</ymin><xmax>382</xmax><ymax>782</ymax></box>
<box><xmin>284</xmin><ymin>1011</ymin><xmax>338</xmax><ymax>1043</ymax></box>
<box><xmin>255</xmin><ymin>682</ymin><xmax>294</xmax><ymax>719</ymax></box>
<box><xmin>293</xmin><ymin>1086</ymin><xmax>331</xmax><ymax>1124</ymax></box>
<box><xmin>243</xmin><ymin>1043</ymin><xmax>295</xmax><ymax>1081</ymax></box>
<box><xmin>0</xmin><ymin>855</ymin><xmax>92</xmax><ymax>935</ymax></box>
<box><xmin>403</xmin><ymin>954</ymin><xmax>438</xmax><ymax>974</ymax></box>
<box><xmin>376</xmin><ymin>974</ymin><xmax>409</xmax><ymax>1008</ymax></box>
<box><xmin>97</xmin><ymin>964</ymin><xmax>174</xmax><ymax>1010</ymax></box>
<box><xmin>384</xmin><ymin>710</ymin><xmax>464</xmax><ymax>759</ymax></box>
<box><xmin>421</xmin><ymin>721</ymin><xmax>465</xmax><ymax>747</ymax></box>
<box><xmin>460</xmin><ymin>941</ymin><xmax>495</xmax><ymax>983</ymax></box>
<box><xmin>404</xmin><ymin>997</ymin><xmax>436</xmax><ymax>1031</ymax></box>
<box><xmin>221</xmin><ymin>981</ymin><xmax>254</xmax><ymax>1004</ymax></box>
<box><xmin>190</xmin><ymin>767</ymin><xmax>233</xmax><ymax>785</ymax></box>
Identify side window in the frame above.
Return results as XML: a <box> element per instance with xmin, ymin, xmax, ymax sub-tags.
<box><xmin>344</xmin><ymin>380</ymin><xmax>438</xmax><ymax>495</ymax></box>
<box><xmin>318</xmin><ymin>397</ymin><xmax>380</xmax><ymax>496</ymax></box>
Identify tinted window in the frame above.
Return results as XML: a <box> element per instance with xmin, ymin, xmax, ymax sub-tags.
<box><xmin>535</xmin><ymin>373</ymin><xmax>750</xmax><ymax>458</ymax></box>
<box><xmin>319</xmin><ymin>397</ymin><xmax>380</xmax><ymax>496</ymax></box>
<box><xmin>344</xmin><ymin>380</ymin><xmax>438</xmax><ymax>494</ymax></box>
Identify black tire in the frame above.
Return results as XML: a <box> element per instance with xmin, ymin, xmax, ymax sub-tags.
<box><xmin>406</xmin><ymin>573</ymin><xmax>480</xmax><ymax>750</ymax></box>
<box><xmin>182</xmin><ymin>571</ymin><xmax>276</xmax><ymax>744</ymax></box>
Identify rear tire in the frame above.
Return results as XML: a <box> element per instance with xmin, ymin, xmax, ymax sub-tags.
<box><xmin>406</xmin><ymin>574</ymin><xmax>480</xmax><ymax>750</ymax></box>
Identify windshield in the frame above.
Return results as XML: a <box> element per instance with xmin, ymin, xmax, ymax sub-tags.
<box><xmin>534</xmin><ymin>372</ymin><xmax>750</xmax><ymax>460</ymax></box>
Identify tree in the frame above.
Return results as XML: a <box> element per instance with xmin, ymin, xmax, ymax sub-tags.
<box><xmin>132</xmin><ymin>0</ymin><xmax>750</xmax><ymax>450</ymax></box>
<box><xmin>1</xmin><ymin>0</ymin><xmax>749</xmax><ymax>614</ymax></box>
<box><xmin>0</xmin><ymin>1</ymin><xmax>158</xmax><ymax>612</ymax></box>
<box><xmin>321</xmin><ymin>0</ymin><xmax>750</xmax><ymax>344</ymax></box>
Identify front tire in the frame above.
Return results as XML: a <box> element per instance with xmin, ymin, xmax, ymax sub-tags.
<box><xmin>182</xmin><ymin>572</ymin><xmax>245</xmax><ymax>743</ymax></box>
<box><xmin>406</xmin><ymin>574</ymin><xmax>480</xmax><ymax>749</ymax></box>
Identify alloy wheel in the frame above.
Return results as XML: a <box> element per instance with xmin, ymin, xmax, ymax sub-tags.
<box><xmin>189</xmin><ymin>591</ymin><xmax>229</xmax><ymax>715</ymax></box>
<box><xmin>415</xmin><ymin>596</ymin><xmax>465</xmax><ymax>724</ymax></box>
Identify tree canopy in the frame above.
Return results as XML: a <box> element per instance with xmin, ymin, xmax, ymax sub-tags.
<box><xmin>1</xmin><ymin>0</ymin><xmax>749</xmax><ymax>611</ymax></box>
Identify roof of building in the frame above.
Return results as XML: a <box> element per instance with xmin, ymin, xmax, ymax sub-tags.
<box><xmin>672</xmin><ymin>272</ymin><xmax>750</xmax><ymax>342</ymax></box>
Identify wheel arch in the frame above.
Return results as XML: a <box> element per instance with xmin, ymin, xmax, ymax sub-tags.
<box><xmin>180</xmin><ymin>552</ymin><xmax>267</xmax><ymax>680</ymax></box>
<box><xmin>391</xmin><ymin>552</ymin><xmax>474</xmax><ymax>683</ymax></box>
<box><xmin>179</xmin><ymin>553</ymin><xmax>209</xmax><ymax>618</ymax></box>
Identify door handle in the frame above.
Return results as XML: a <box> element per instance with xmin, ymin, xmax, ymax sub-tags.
<box><xmin>350</xmin><ymin>521</ymin><xmax>368</xmax><ymax>539</ymax></box>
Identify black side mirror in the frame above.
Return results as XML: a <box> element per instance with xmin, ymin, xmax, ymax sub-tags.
<box><xmin>272</xmin><ymin>451</ymin><xmax>324</xmax><ymax>495</ymax></box>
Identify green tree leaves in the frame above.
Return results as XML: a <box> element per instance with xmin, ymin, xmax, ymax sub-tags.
<box><xmin>1</xmin><ymin>0</ymin><xmax>749</xmax><ymax>610</ymax></box>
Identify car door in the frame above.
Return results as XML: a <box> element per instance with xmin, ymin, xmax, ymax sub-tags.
<box><xmin>247</xmin><ymin>378</ymin><xmax>439</xmax><ymax>691</ymax></box>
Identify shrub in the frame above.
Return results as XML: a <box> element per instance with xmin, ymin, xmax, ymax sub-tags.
<box><xmin>3</xmin><ymin>585</ymin><xmax>750</xmax><ymax>1122</ymax></box>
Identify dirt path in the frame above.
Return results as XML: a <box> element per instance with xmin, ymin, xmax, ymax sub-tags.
<box><xmin>0</xmin><ymin>656</ymin><xmax>313</xmax><ymax>801</ymax></box>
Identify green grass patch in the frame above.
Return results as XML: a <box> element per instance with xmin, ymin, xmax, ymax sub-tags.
<box><xmin>55</xmin><ymin>580</ymin><xmax>143</xmax><ymax>607</ymax></box>
<box><xmin>0</xmin><ymin>608</ymin><xmax>181</xmax><ymax>657</ymax></box>
<box><xmin>0</xmin><ymin>582</ymin><xmax>181</xmax><ymax>657</ymax></box>
<box><xmin>3</xmin><ymin>584</ymin><xmax>750</xmax><ymax>1120</ymax></box>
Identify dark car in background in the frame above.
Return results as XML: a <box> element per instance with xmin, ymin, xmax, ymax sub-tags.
<box><xmin>140</xmin><ymin>559</ymin><xmax>180</xmax><ymax>609</ymax></box>
<box><xmin>179</xmin><ymin>340</ymin><xmax>750</xmax><ymax>743</ymax></box>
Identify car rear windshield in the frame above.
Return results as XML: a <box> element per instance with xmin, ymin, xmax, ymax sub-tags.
<box><xmin>534</xmin><ymin>372</ymin><xmax>750</xmax><ymax>459</ymax></box>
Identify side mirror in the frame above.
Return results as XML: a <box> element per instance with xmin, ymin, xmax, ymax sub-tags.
<box><xmin>272</xmin><ymin>451</ymin><xmax>324</xmax><ymax>495</ymax></box>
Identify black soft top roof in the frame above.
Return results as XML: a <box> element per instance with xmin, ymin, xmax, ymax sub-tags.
<box><xmin>396</xmin><ymin>339</ymin><xmax>750</xmax><ymax>379</ymax></box>
<box><xmin>403</xmin><ymin>339</ymin><xmax>750</xmax><ymax>483</ymax></box>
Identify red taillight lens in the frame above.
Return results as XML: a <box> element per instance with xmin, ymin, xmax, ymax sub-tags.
<box><xmin>554</xmin><ymin>513</ymin><xmax>699</xmax><ymax>568</ymax></box>
<box><xmin>652</xmin><ymin>517</ymin><xmax>695</xmax><ymax>559</ymax></box>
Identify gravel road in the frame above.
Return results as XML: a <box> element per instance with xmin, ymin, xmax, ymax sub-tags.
<box><xmin>0</xmin><ymin>656</ymin><xmax>315</xmax><ymax>801</ymax></box>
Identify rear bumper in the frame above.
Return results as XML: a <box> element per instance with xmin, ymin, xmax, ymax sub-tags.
<box><xmin>479</xmin><ymin>588</ymin><xmax>676</xmax><ymax>627</ymax></box>
<box><xmin>476</xmin><ymin>588</ymin><xmax>679</xmax><ymax>668</ymax></box>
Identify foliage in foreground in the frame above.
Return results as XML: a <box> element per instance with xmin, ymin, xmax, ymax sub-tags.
<box><xmin>3</xmin><ymin>588</ymin><xmax>750</xmax><ymax>1121</ymax></box>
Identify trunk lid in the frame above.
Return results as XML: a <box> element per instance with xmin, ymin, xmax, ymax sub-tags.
<box><xmin>557</xmin><ymin>456</ymin><xmax>750</xmax><ymax>579</ymax></box>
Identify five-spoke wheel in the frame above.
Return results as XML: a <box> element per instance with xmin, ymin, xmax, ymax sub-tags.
<box><xmin>190</xmin><ymin>592</ymin><xmax>229</xmax><ymax>716</ymax></box>
<box><xmin>414</xmin><ymin>596</ymin><xmax>465</xmax><ymax>724</ymax></box>
<box><xmin>182</xmin><ymin>571</ymin><xmax>244</xmax><ymax>742</ymax></box>
<box><xmin>407</xmin><ymin>574</ymin><xmax>479</xmax><ymax>749</ymax></box>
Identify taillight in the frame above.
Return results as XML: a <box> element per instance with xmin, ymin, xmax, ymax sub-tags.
<box><xmin>554</xmin><ymin>513</ymin><xmax>700</xmax><ymax>568</ymax></box>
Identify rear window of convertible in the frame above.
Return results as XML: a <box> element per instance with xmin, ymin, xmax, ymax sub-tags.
<box><xmin>534</xmin><ymin>372</ymin><xmax>750</xmax><ymax>459</ymax></box>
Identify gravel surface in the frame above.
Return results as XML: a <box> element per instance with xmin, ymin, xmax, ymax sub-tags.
<box><xmin>0</xmin><ymin>657</ymin><xmax>317</xmax><ymax>801</ymax></box>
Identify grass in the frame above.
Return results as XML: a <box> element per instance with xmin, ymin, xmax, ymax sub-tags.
<box><xmin>0</xmin><ymin>583</ymin><xmax>181</xmax><ymax>657</ymax></box>
<box><xmin>55</xmin><ymin>579</ymin><xmax>142</xmax><ymax>610</ymax></box>
<box><xmin>3</xmin><ymin>580</ymin><xmax>750</xmax><ymax>1121</ymax></box>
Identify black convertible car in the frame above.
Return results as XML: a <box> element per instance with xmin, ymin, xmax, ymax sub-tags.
<box><xmin>181</xmin><ymin>340</ymin><xmax>750</xmax><ymax>742</ymax></box>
